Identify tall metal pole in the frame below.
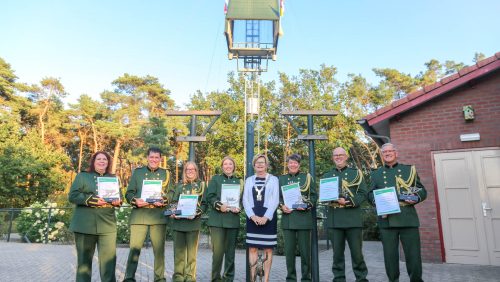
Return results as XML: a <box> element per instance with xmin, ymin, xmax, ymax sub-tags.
<box><xmin>189</xmin><ymin>115</ymin><xmax>196</xmax><ymax>162</ymax></box>
<box><xmin>246</xmin><ymin>122</ymin><xmax>255</xmax><ymax>176</ymax></box>
<box><xmin>307</xmin><ymin>114</ymin><xmax>320</xmax><ymax>282</ymax></box>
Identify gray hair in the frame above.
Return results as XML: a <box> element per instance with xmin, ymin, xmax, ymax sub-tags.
<box><xmin>381</xmin><ymin>143</ymin><xmax>397</xmax><ymax>152</ymax></box>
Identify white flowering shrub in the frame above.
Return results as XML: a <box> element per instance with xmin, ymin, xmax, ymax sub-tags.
<box><xmin>116</xmin><ymin>205</ymin><xmax>131</xmax><ymax>244</ymax></box>
<box><xmin>16</xmin><ymin>201</ymin><xmax>72</xmax><ymax>243</ymax></box>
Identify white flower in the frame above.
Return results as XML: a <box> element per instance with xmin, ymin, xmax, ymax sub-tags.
<box><xmin>59</xmin><ymin>210</ymin><xmax>65</xmax><ymax>215</ymax></box>
<box><xmin>25</xmin><ymin>209</ymin><xmax>32</xmax><ymax>214</ymax></box>
<box><xmin>35</xmin><ymin>212</ymin><xmax>40</xmax><ymax>218</ymax></box>
<box><xmin>35</xmin><ymin>239</ymin><xmax>40</xmax><ymax>242</ymax></box>
<box><xmin>51</xmin><ymin>203</ymin><xmax>57</xmax><ymax>208</ymax></box>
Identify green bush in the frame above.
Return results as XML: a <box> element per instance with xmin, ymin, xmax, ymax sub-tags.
<box><xmin>362</xmin><ymin>208</ymin><xmax>380</xmax><ymax>241</ymax></box>
<box><xmin>236</xmin><ymin>211</ymin><xmax>247</xmax><ymax>249</ymax></box>
<box><xmin>116</xmin><ymin>205</ymin><xmax>132</xmax><ymax>244</ymax></box>
<box><xmin>16</xmin><ymin>201</ymin><xmax>72</xmax><ymax>243</ymax></box>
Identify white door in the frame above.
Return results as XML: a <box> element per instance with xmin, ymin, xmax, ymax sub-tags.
<box><xmin>434</xmin><ymin>149</ymin><xmax>500</xmax><ymax>265</ymax></box>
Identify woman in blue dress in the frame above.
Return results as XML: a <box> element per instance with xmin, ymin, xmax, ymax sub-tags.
<box><xmin>243</xmin><ymin>154</ymin><xmax>280</xmax><ymax>282</ymax></box>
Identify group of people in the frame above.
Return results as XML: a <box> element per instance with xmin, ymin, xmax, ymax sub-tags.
<box><xmin>69</xmin><ymin>143</ymin><xmax>427</xmax><ymax>282</ymax></box>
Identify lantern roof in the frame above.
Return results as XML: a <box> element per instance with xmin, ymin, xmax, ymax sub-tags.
<box><xmin>226</xmin><ymin>0</ymin><xmax>280</xmax><ymax>20</ymax></box>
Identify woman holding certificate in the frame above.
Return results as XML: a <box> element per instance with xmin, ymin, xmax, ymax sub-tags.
<box><xmin>243</xmin><ymin>154</ymin><xmax>280</xmax><ymax>282</ymax></box>
<box><xmin>68</xmin><ymin>151</ymin><xmax>122</xmax><ymax>282</ymax></box>
<box><xmin>169</xmin><ymin>161</ymin><xmax>207</xmax><ymax>282</ymax></box>
<box><xmin>206</xmin><ymin>156</ymin><xmax>243</xmax><ymax>282</ymax></box>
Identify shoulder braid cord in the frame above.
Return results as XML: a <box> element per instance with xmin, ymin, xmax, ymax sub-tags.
<box><xmin>195</xmin><ymin>182</ymin><xmax>205</xmax><ymax>207</ymax></box>
<box><xmin>396</xmin><ymin>165</ymin><xmax>417</xmax><ymax>194</ymax></box>
<box><xmin>341</xmin><ymin>169</ymin><xmax>363</xmax><ymax>199</ymax></box>
<box><xmin>161</xmin><ymin>170</ymin><xmax>171</xmax><ymax>204</ymax></box>
<box><xmin>300</xmin><ymin>173</ymin><xmax>312</xmax><ymax>199</ymax></box>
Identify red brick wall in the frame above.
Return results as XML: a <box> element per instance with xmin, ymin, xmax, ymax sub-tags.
<box><xmin>389</xmin><ymin>71</ymin><xmax>500</xmax><ymax>263</ymax></box>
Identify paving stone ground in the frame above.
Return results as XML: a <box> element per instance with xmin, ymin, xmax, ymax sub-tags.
<box><xmin>1</xmin><ymin>239</ymin><xmax>499</xmax><ymax>281</ymax></box>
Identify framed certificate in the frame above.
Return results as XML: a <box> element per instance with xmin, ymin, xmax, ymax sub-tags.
<box><xmin>220</xmin><ymin>184</ymin><xmax>240</xmax><ymax>208</ymax></box>
<box><xmin>281</xmin><ymin>182</ymin><xmax>302</xmax><ymax>209</ymax></box>
<box><xmin>177</xmin><ymin>194</ymin><xmax>199</xmax><ymax>218</ymax></box>
<box><xmin>141</xmin><ymin>180</ymin><xmax>163</xmax><ymax>203</ymax></box>
<box><xmin>97</xmin><ymin>177</ymin><xmax>120</xmax><ymax>202</ymax></box>
<box><xmin>373</xmin><ymin>187</ymin><xmax>401</xmax><ymax>216</ymax></box>
<box><xmin>319</xmin><ymin>177</ymin><xmax>339</xmax><ymax>202</ymax></box>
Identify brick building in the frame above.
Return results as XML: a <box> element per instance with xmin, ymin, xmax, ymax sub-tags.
<box><xmin>359</xmin><ymin>53</ymin><xmax>500</xmax><ymax>265</ymax></box>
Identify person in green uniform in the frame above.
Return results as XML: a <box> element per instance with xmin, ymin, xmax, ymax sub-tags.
<box><xmin>323</xmin><ymin>147</ymin><xmax>368</xmax><ymax>282</ymax></box>
<box><xmin>369</xmin><ymin>143</ymin><xmax>427</xmax><ymax>282</ymax></box>
<box><xmin>169</xmin><ymin>161</ymin><xmax>207</xmax><ymax>282</ymax></box>
<box><xmin>68</xmin><ymin>151</ymin><xmax>122</xmax><ymax>282</ymax></box>
<box><xmin>124</xmin><ymin>147</ymin><xmax>171</xmax><ymax>282</ymax></box>
<box><xmin>206</xmin><ymin>156</ymin><xmax>243</xmax><ymax>282</ymax></box>
<box><xmin>278</xmin><ymin>153</ymin><xmax>317</xmax><ymax>282</ymax></box>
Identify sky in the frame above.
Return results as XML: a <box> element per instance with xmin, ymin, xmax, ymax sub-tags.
<box><xmin>1</xmin><ymin>0</ymin><xmax>499</xmax><ymax>109</ymax></box>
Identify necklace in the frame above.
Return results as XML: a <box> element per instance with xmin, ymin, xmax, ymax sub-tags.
<box><xmin>253</xmin><ymin>175</ymin><xmax>269</xmax><ymax>202</ymax></box>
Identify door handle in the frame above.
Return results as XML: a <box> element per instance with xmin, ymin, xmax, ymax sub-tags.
<box><xmin>482</xmin><ymin>202</ymin><xmax>492</xmax><ymax>216</ymax></box>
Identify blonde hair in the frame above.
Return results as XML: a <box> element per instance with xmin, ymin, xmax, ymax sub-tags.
<box><xmin>252</xmin><ymin>154</ymin><xmax>269</xmax><ymax>167</ymax></box>
<box><xmin>221</xmin><ymin>156</ymin><xmax>236</xmax><ymax>173</ymax></box>
<box><xmin>182</xmin><ymin>161</ymin><xmax>199</xmax><ymax>184</ymax></box>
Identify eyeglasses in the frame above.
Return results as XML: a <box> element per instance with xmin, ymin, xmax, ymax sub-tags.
<box><xmin>333</xmin><ymin>154</ymin><xmax>346</xmax><ymax>157</ymax></box>
<box><xmin>382</xmin><ymin>150</ymin><xmax>396</xmax><ymax>153</ymax></box>
<box><xmin>254</xmin><ymin>161</ymin><xmax>266</xmax><ymax>165</ymax></box>
<box><xmin>186</xmin><ymin>168</ymin><xmax>196</xmax><ymax>171</ymax></box>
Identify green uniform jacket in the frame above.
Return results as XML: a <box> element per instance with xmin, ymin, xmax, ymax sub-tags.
<box><xmin>125</xmin><ymin>166</ymin><xmax>171</xmax><ymax>225</ymax></box>
<box><xmin>278</xmin><ymin>172</ymin><xmax>318</xmax><ymax>230</ymax></box>
<box><xmin>206</xmin><ymin>174</ymin><xmax>243</xmax><ymax>229</ymax></box>
<box><xmin>368</xmin><ymin>163</ymin><xmax>427</xmax><ymax>228</ymax></box>
<box><xmin>170</xmin><ymin>180</ymin><xmax>207</xmax><ymax>232</ymax></box>
<box><xmin>323</xmin><ymin>167</ymin><xmax>368</xmax><ymax>228</ymax></box>
<box><xmin>68</xmin><ymin>172</ymin><xmax>118</xmax><ymax>234</ymax></box>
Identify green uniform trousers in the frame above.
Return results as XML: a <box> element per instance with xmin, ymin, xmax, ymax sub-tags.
<box><xmin>124</xmin><ymin>224</ymin><xmax>167</xmax><ymax>282</ymax></box>
<box><xmin>74</xmin><ymin>232</ymin><xmax>117</xmax><ymax>282</ymax></box>
<box><xmin>210</xmin><ymin>227</ymin><xmax>239</xmax><ymax>282</ymax></box>
<box><xmin>173</xmin><ymin>230</ymin><xmax>200</xmax><ymax>282</ymax></box>
<box><xmin>283</xmin><ymin>229</ymin><xmax>312</xmax><ymax>282</ymax></box>
<box><xmin>379</xmin><ymin>227</ymin><xmax>423</xmax><ymax>282</ymax></box>
<box><xmin>330</xmin><ymin>228</ymin><xmax>368</xmax><ymax>282</ymax></box>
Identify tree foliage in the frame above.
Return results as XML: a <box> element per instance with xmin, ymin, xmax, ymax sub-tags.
<box><xmin>0</xmin><ymin>52</ymin><xmax>482</xmax><ymax>207</ymax></box>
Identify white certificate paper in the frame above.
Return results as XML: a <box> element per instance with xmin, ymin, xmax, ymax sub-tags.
<box><xmin>220</xmin><ymin>184</ymin><xmax>240</xmax><ymax>208</ymax></box>
<box><xmin>319</xmin><ymin>177</ymin><xmax>339</xmax><ymax>202</ymax></box>
<box><xmin>373</xmin><ymin>187</ymin><xmax>401</xmax><ymax>216</ymax></box>
<box><xmin>177</xmin><ymin>194</ymin><xmax>199</xmax><ymax>218</ymax></box>
<box><xmin>97</xmin><ymin>177</ymin><xmax>120</xmax><ymax>199</ymax></box>
<box><xmin>140</xmin><ymin>180</ymin><xmax>163</xmax><ymax>200</ymax></box>
<box><xmin>281</xmin><ymin>182</ymin><xmax>302</xmax><ymax>208</ymax></box>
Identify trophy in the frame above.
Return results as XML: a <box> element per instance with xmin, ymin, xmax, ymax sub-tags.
<box><xmin>224</xmin><ymin>196</ymin><xmax>239</xmax><ymax>212</ymax></box>
<box><xmin>102</xmin><ymin>191</ymin><xmax>119</xmax><ymax>203</ymax></box>
<box><xmin>145</xmin><ymin>192</ymin><xmax>163</xmax><ymax>204</ymax></box>
<box><xmin>292</xmin><ymin>196</ymin><xmax>309</xmax><ymax>210</ymax></box>
<box><xmin>163</xmin><ymin>202</ymin><xmax>182</xmax><ymax>216</ymax></box>
<box><xmin>338</xmin><ymin>188</ymin><xmax>354</xmax><ymax>207</ymax></box>
<box><xmin>398</xmin><ymin>187</ymin><xmax>421</xmax><ymax>202</ymax></box>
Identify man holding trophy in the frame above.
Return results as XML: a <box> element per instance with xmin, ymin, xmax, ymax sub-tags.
<box><xmin>124</xmin><ymin>147</ymin><xmax>170</xmax><ymax>282</ymax></box>
<box><xmin>278</xmin><ymin>153</ymin><xmax>317</xmax><ymax>282</ymax></box>
<box><xmin>322</xmin><ymin>147</ymin><xmax>368</xmax><ymax>282</ymax></box>
<box><xmin>369</xmin><ymin>143</ymin><xmax>427</xmax><ymax>282</ymax></box>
